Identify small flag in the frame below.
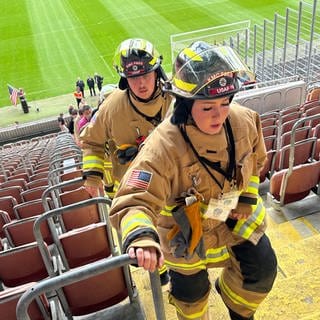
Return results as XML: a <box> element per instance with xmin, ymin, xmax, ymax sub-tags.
<box><xmin>8</xmin><ymin>84</ymin><xmax>19</xmax><ymax>106</ymax></box>
<box><xmin>126</xmin><ymin>169</ymin><xmax>152</xmax><ymax>190</ymax></box>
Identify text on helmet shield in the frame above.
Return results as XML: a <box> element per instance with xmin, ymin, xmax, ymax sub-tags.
<box><xmin>208</xmin><ymin>84</ymin><xmax>235</xmax><ymax>96</ymax></box>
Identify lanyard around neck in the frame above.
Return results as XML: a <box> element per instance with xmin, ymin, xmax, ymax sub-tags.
<box><xmin>179</xmin><ymin>118</ymin><xmax>236</xmax><ymax>191</ymax></box>
<box><xmin>127</xmin><ymin>90</ymin><xmax>162</xmax><ymax>127</ymax></box>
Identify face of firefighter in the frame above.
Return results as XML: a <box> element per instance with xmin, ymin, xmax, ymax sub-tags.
<box><xmin>127</xmin><ymin>71</ymin><xmax>156</xmax><ymax>100</ymax></box>
<box><xmin>191</xmin><ymin>96</ymin><xmax>230</xmax><ymax>135</ymax></box>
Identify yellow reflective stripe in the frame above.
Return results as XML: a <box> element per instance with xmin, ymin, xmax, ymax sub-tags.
<box><xmin>104</xmin><ymin>170</ymin><xmax>113</xmax><ymax>185</ymax></box>
<box><xmin>104</xmin><ymin>161</ymin><xmax>112</xmax><ymax>169</ymax></box>
<box><xmin>160</xmin><ymin>205</ymin><xmax>176</xmax><ymax>217</ymax></box>
<box><xmin>158</xmin><ymin>264</ymin><xmax>167</xmax><ymax>275</ymax></box>
<box><xmin>174</xmin><ymin>302</ymin><xmax>208</xmax><ymax>319</ymax></box>
<box><xmin>164</xmin><ymin>246</ymin><xmax>229</xmax><ymax>271</ymax></box>
<box><xmin>182</xmin><ymin>47</ymin><xmax>203</xmax><ymax>61</ymax></box>
<box><xmin>121</xmin><ymin>212</ymin><xmax>157</xmax><ymax>239</ymax></box>
<box><xmin>173</xmin><ymin>78</ymin><xmax>197</xmax><ymax>92</ymax></box>
<box><xmin>244</xmin><ymin>176</ymin><xmax>259</xmax><ymax>194</ymax></box>
<box><xmin>250</xmin><ymin>175</ymin><xmax>260</xmax><ymax>184</ymax></box>
<box><xmin>113</xmin><ymin>180</ymin><xmax>120</xmax><ymax>192</ymax></box>
<box><xmin>206</xmin><ymin>246</ymin><xmax>230</xmax><ymax>263</ymax></box>
<box><xmin>219</xmin><ymin>277</ymin><xmax>258</xmax><ymax>311</ymax></box>
<box><xmin>83</xmin><ymin>156</ymin><xmax>105</xmax><ymax>170</ymax></box>
<box><xmin>233</xmin><ymin>197</ymin><xmax>265</xmax><ymax>239</ymax></box>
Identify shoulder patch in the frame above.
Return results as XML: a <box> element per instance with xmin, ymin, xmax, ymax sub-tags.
<box><xmin>126</xmin><ymin>169</ymin><xmax>152</xmax><ymax>190</ymax></box>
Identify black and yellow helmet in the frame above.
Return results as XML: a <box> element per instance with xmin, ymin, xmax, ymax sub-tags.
<box><xmin>167</xmin><ymin>41</ymin><xmax>254</xmax><ymax>99</ymax></box>
<box><xmin>113</xmin><ymin>38</ymin><xmax>162</xmax><ymax>78</ymax></box>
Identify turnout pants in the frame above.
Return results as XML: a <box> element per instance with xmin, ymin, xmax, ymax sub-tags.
<box><xmin>168</xmin><ymin>234</ymin><xmax>277</xmax><ymax>319</ymax></box>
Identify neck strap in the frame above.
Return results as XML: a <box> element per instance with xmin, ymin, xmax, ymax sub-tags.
<box><xmin>127</xmin><ymin>90</ymin><xmax>162</xmax><ymax>127</ymax></box>
<box><xmin>179</xmin><ymin>118</ymin><xmax>236</xmax><ymax>191</ymax></box>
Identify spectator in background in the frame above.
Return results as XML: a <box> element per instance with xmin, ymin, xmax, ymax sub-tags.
<box><xmin>18</xmin><ymin>88</ymin><xmax>29</xmax><ymax>114</ymax></box>
<box><xmin>78</xmin><ymin>105</ymin><xmax>92</xmax><ymax>133</ymax></box>
<box><xmin>57</xmin><ymin>113</ymin><xmax>69</xmax><ymax>132</ymax></box>
<box><xmin>94</xmin><ymin>72</ymin><xmax>104</xmax><ymax>92</ymax></box>
<box><xmin>87</xmin><ymin>75</ymin><xmax>96</xmax><ymax>96</ymax></box>
<box><xmin>73</xmin><ymin>86</ymin><xmax>83</xmax><ymax>107</ymax></box>
<box><xmin>68</xmin><ymin>104</ymin><xmax>75</xmax><ymax>115</ymax></box>
<box><xmin>68</xmin><ymin>108</ymin><xmax>78</xmax><ymax>137</ymax></box>
<box><xmin>305</xmin><ymin>81</ymin><xmax>320</xmax><ymax>102</ymax></box>
<box><xmin>76</xmin><ymin>77</ymin><xmax>85</xmax><ymax>97</ymax></box>
<box><xmin>74</xmin><ymin>106</ymin><xmax>84</xmax><ymax>146</ymax></box>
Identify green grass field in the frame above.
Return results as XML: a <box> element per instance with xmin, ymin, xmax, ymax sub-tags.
<box><xmin>0</xmin><ymin>0</ymin><xmax>302</xmax><ymax>127</ymax></box>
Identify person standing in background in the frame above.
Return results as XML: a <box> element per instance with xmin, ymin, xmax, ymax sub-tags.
<box><xmin>73</xmin><ymin>86</ymin><xmax>83</xmax><ymax>107</ymax></box>
<box><xmin>76</xmin><ymin>77</ymin><xmax>85</xmax><ymax>97</ymax></box>
<box><xmin>87</xmin><ymin>75</ymin><xmax>96</xmax><ymax>96</ymax></box>
<box><xmin>94</xmin><ymin>72</ymin><xmax>104</xmax><ymax>92</ymax></box>
<box><xmin>18</xmin><ymin>88</ymin><xmax>29</xmax><ymax>113</ymax></box>
<box><xmin>68</xmin><ymin>108</ymin><xmax>78</xmax><ymax>138</ymax></box>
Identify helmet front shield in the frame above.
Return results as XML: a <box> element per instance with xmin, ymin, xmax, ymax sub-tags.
<box><xmin>113</xmin><ymin>38</ymin><xmax>161</xmax><ymax>78</ymax></box>
<box><xmin>170</xmin><ymin>44</ymin><xmax>255</xmax><ymax>99</ymax></box>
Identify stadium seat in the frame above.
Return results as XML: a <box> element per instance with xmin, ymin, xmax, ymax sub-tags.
<box><xmin>269</xmin><ymin>161</ymin><xmax>320</xmax><ymax>205</ymax></box>
<box><xmin>279</xmin><ymin>126</ymin><xmax>311</xmax><ymax>148</ymax></box>
<box><xmin>0</xmin><ymin>283</ymin><xmax>51</xmax><ymax>320</ymax></box>
<box><xmin>273</xmin><ymin>137</ymin><xmax>317</xmax><ymax>171</ymax></box>
<box><xmin>0</xmin><ymin>242</ymin><xmax>50</xmax><ymax>288</ymax></box>
<box><xmin>300</xmin><ymin>100</ymin><xmax>320</xmax><ymax>112</ymax></box>
<box><xmin>3</xmin><ymin>216</ymin><xmax>53</xmax><ymax>247</ymax></box>
<box><xmin>279</xmin><ymin>105</ymin><xmax>300</xmax><ymax>116</ymax></box>
<box><xmin>0</xmin><ymin>210</ymin><xmax>11</xmax><ymax>239</ymax></box>
<box><xmin>0</xmin><ymin>186</ymin><xmax>23</xmax><ymax>204</ymax></box>
<box><xmin>0</xmin><ymin>196</ymin><xmax>18</xmax><ymax>220</ymax></box>
<box><xmin>45</xmin><ymin>184</ymin><xmax>100</xmax><ymax>232</ymax></box>
<box><xmin>260</xmin><ymin>150</ymin><xmax>276</xmax><ymax>183</ymax></box>
<box><xmin>13</xmin><ymin>198</ymin><xmax>49</xmax><ymax>219</ymax></box>
<box><xmin>0</xmin><ymin>243</ymin><xmax>53</xmax><ymax>320</ymax></box>
<box><xmin>26</xmin><ymin>178</ymin><xmax>49</xmax><ymax>189</ymax></box>
<box><xmin>264</xmin><ymin>135</ymin><xmax>277</xmax><ymax>151</ymax></box>
<box><xmin>7</xmin><ymin>172</ymin><xmax>29</xmax><ymax>183</ymax></box>
<box><xmin>31</xmin><ymin>197</ymin><xmax>151</xmax><ymax>319</ymax></box>
<box><xmin>29</xmin><ymin>171</ymin><xmax>49</xmax><ymax>182</ymax></box>
<box><xmin>262</xmin><ymin>125</ymin><xmax>278</xmax><ymax>138</ymax></box>
<box><xmin>280</xmin><ymin>118</ymin><xmax>304</xmax><ymax>135</ymax></box>
<box><xmin>0</xmin><ymin>178</ymin><xmax>27</xmax><ymax>191</ymax></box>
<box><xmin>277</xmin><ymin>110</ymin><xmax>301</xmax><ymax>125</ymax></box>
<box><xmin>21</xmin><ymin>185</ymin><xmax>48</xmax><ymax>202</ymax></box>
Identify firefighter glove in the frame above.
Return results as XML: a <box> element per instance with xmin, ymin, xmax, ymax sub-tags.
<box><xmin>167</xmin><ymin>201</ymin><xmax>205</xmax><ymax>260</ymax></box>
<box><xmin>115</xmin><ymin>144</ymin><xmax>138</xmax><ymax>165</ymax></box>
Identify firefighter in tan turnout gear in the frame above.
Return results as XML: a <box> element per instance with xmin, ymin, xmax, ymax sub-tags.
<box><xmin>80</xmin><ymin>38</ymin><xmax>173</xmax><ymax>197</ymax></box>
<box><xmin>80</xmin><ymin>38</ymin><xmax>172</xmax><ymax>283</ymax></box>
<box><xmin>109</xmin><ymin>41</ymin><xmax>277</xmax><ymax>320</ymax></box>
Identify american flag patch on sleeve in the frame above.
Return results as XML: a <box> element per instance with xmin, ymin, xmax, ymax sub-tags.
<box><xmin>126</xmin><ymin>169</ymin><xmax>152</xmax><ymax>190</ymax></box>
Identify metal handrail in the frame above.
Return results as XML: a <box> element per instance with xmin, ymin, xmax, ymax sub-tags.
<box><xmin>16</xmin><ymin>254</ymin><xmax>166</xmax><ymax>320</ymax></box>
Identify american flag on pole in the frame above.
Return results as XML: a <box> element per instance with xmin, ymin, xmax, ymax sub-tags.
<box><xmin>126</xmin><ymin>169</ymin><xmax>152</xmax><ymax>190</ymax></box>
<box><xmin>8</xmin><ymin>84</ymin><xmax>19</xmax><ymax>106</ymax></box>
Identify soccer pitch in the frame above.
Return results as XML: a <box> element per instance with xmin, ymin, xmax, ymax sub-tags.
<box><xmin>0</xmin><ymin>0</ymin><xmax>301</xmax><ymax>109</ymax></box>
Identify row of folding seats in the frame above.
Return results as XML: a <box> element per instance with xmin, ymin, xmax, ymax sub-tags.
<box><xmin>260</xmin><ymin>110</ymin><xmax>320</xmax><ymax>210</ymax></box>
<box><xmin>0</xmin><ymin>132</ymin><xmax>86</xmax><ymax>318</ymax></box>
<box><xmin>34</xmin><ymin>133</ymin><xmax>145</xmax><ymax>319</ymax></box>
<box><xmin>1</xmin><ymin>131</ymin><xmax>159</xmax><ymax>319</ymax></box>
<box><xmin>260</xmin><ymin>104</ymin><xmax>320</xmax><ymax>182</ymax></box>
<box><xmin>0</xmin><ymin>134</ymin><xmax>59</xmax><ymax>319</ymax></box>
